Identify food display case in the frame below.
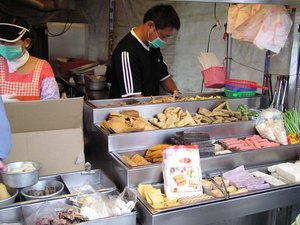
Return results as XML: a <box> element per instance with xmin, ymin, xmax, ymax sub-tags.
<box><xmin>135</xmin><ymin>144</ymin><xmax>300</xmax><ymax>225</ymax></box>
<box><xmin>83</xmin><ymin>93</ymin><xmax>300</xmax><ymax>225</ymax></box>
<box><xmin>83</xmin><ymin>94</ymin><xmax>269</xmax><ymax>183</ymax></box>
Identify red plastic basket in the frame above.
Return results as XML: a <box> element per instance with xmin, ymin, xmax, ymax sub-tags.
<box><xmin>201</xmin><ymin>66</ymin><xmax>226</xmax><ymax>88</ymax></box>
<box><xmin>225</xmin><ymin>79</ymin><xmax>268</xmax><ymax>90</ymax></box>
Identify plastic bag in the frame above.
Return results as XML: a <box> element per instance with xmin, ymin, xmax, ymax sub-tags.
<box><xmin>162</xmin><ymin>145</ymin><xmax>203</xmax><ymax>199</ymax></box>
<box><xmin>24</xmin><ymin>201</ymin><xmax>60</xmax><ymax>225</ymax></box>
<box><xmin>254</xmin><ymin>5</ymin><xmax>292</xmax><ymax>53</ymax></box>
<box><xmin>71</xmin><ymin>192</ymin><xmax>113</xmax><ymax>220</ymax></box>
<box><xmin>232</xmin><ymin>5</ymin><xmax>268</xmax><ymax>42</ymax></box>
<box><xmin>231</xmin><ymin>5</ymin><xmax>292</xmax><ymax>53</ymax></box>
<box><xmin>24</xmin><ymin>201</ymin><xmax>86</xmax><ymax>225</ymax></box>
<box><xmin>227</xmin><ymin>4</ymin><xmax>261</xmax><ymax>34</ymax></box>
<box><xmin>109</xmin><ymin>187</ymin><xmax>137</xmax><ymax>215</ymax></box>
<box><xmin>256</xmin><ymin>108</ymin><xmax>288</xmax><ymax>145</ymax></box>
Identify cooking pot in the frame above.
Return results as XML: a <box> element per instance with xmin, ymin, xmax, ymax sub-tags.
<box><xmin>85</xmin><ymin>75</ymin><xmax>106</xmax><ymax>91</ymax></box>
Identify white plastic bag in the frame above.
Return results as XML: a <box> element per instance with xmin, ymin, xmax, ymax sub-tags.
<box><xmin>109</xmin><ymin>187</ymin><xmax>137</xmax><ymax>215</ymax></box>
<box><xmin>231</xmin><ymin>5</ymin><xmax>292</xmax><ymax>53</ymax></box>
<box><xmin>256</xmin><ymin>108</ymin><xmax>288</xmax><ymax>145</ymax></box>
<box><xmin>254</xmin><ymin>5</ymin><xmax>292</xmax><ymax>53</ymax></box>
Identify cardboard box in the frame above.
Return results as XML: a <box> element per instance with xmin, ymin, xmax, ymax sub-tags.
<box><xmin>4</xmin><ymin>97</ymin><xmax>85</xmax><ymax>176</ymax></box>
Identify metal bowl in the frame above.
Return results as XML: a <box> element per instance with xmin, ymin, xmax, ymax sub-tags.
<box><xmin>0</xmin><ymin>161</ymin><xmax>41</xmax><ymax>188</ymax></box>
<box><xmin>21</xmin><ymin>180</ymin><xmax>65</xmax><ymax>201</ymax></box>
<box><xmin>0</xmin><ymin>187</ymin><xmax>18</xmax><ymax>207</ymax></box>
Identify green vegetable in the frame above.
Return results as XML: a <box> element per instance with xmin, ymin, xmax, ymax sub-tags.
<box><xmin>283</xmin><ymin>109</ymin><xmax>300</xmax><ymax>135</ymax></box>
<box><xmin>238</xmin><ymin>104</ymin><xmax>250</xmax><ymax>116</ymax></box>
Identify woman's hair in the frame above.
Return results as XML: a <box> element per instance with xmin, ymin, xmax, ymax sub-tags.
<box><xmin>143</xmin><ymin>4</ymin><xmax>180</xmax><ymax>30</ymax></box>
<box><xmin>0</xmin><ymin>16</ymin><xmax>31</xmax><ymax>40</ymax></box>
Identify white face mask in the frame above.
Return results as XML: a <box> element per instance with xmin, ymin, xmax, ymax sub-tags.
<box><xmin>6</xmin><ymin>50</ymin><xmax>29</xmax><ymax>73</ymax></box>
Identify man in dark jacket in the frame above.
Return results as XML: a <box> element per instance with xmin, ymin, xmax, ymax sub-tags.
<box><xmin>109</xmin><ymin>4</ymin><xmax>181</xmax><ymax>98</ymax></box>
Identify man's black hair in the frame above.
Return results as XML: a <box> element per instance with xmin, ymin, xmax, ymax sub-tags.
<box><xmin>143</xmin><ymin>4</ymin><xmax>180</xmax><ymax>30</ymax></box>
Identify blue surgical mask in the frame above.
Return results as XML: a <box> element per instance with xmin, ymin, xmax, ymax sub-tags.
<box><xmin>148</xmin><ymin>30</ymin><xmax>166</xmax><ymax>48</ymax></box>
<box><xmin>0</xmin><ymin>44</ymin><xmax>23</xmax><ymax>61</ymax></box>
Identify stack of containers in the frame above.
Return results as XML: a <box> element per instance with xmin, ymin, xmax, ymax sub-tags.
<box><xmin>224</xmin><ymin>79</ymin><xmax>268</xmax><ymax>98</ymax></box>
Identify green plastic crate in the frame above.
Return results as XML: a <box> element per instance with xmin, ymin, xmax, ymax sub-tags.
<box><xmin>224</xmin><ymin>88</ymin><xmax>256</xmax><ymax>98</ymax></box>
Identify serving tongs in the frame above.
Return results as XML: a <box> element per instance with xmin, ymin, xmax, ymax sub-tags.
<box><xmin>205</xmin><ymin>172</ymin><xmax>229</xmax><ymax>200</ymax></box>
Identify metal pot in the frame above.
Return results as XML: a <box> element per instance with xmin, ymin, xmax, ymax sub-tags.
<box><xmin>21</xmin><ymin>180</ymin><xmax>64</xmax><ymax>200</ymax></box>
<box><xmin>1</xmin><ymin>161</ymin><xmax>41</xmax><ymax>188</ymax></box>
<box><xmin>85</xmin><ymin>75</ymin><xmax>106</xmax><ymax>91</ymax></box>
<box><xmin>0</xmin><ymin>187</ymin><xmax>18</xmax><ymax>207</ymax></box>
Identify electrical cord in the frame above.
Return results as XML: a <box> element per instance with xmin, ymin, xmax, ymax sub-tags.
<box><xmin>46</xmin><ymin>10</ymin><xmax>73</xmax><ymax>37</ymax></box>
<box><xmin>230</xmin><ymin>57</ymin><xmax>297</xmax><ymax>77</ymax></box>
<box><xmin>206</xmin><ymin>24</ymin><xmax>217</xmax><ymax>52</ymax></box>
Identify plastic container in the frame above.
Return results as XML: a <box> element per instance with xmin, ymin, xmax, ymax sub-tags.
<box><xmin>225</xmin><ymin>79</ymin><xmax>268</xmax><ymax>90</ymax></box>
<box><xmin>201</xmin><ymin>66</ymin><xmax>226</xmax><ymax>88</ymax></box>
<box><xmin>224</xmin><ymin>84</ymin><xmax>256</xmax><ymax>92</ymax></box>
<box><xmin>224</xmin><ymin>88</ymin><xmax>256</xmax><ymax>98</ymax></box>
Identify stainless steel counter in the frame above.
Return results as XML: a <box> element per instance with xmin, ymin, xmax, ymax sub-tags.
<box><xmin>82</xmin><ymin>94</ymin><xmax>300</xmax><ymax>225</ymax></box>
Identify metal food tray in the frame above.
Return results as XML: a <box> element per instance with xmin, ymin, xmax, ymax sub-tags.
<box><xmin>136</xmin><ymin>184</ymin><xmax>224</xmax><ymax>215</ymax></box>
<box><xmin>136</xmin><ymin>151</ymin><xmax>300</xmax><ymax>225</ymax></box>
<box><xmin>92</xmin><ymin>96</ymin><xmax>268</xmax><ymax>123</ymax></box>
<box><xmin>0</xmin><ymin>197</ymin><xmax>136</xmax><ymax>225</ymax></box>
<box><xmin>111</xmin><ymin>143</ymin><xmax>300</xmax><ymax>189</ymax></box>
<box><xmin>97</xmin><ymin>120</ymin><xmax>257</xmax><ymax>152</ymax></box>
<box><xmin>205</xmin><ymin>165</ymin><xmax>300</xmax><ymax>200</ymax></box>
<box><xmin>113</xmin><ymin>149</ymin><xmax>161</xmax><ymax>168</ymax></box>
<box><xmin>88</xmin><ymin>92</ymin><xmax>227</xmax><ymax>108</ymax></box>
<box><xmin>111</xmin><ymin>150</ymin><xmax>163</xmax><ymax>188</ymax></box>
<box><xmin>0</xmin><ymin>174</ymin><xmax>70</xmax><ymax>210</ymax></box>
<box><xmin>61</xmin><ymin>169</ymin><xmax>116</xmax><ymax>194</ymax></box>
<box><xmin>88</xmin><ymin>98</ymin><xmax>140</xmax><ymax>108</ymax></box>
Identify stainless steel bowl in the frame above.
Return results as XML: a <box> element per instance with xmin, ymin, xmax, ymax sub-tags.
<box><xmin>0</xmin><ymin>161</ymin><xmax>41</xmax><ymax>188</ymax></box>
<box><xmin>21</xmin><ymin>180</ymin><xmax>64</xmax><ymax>201</ymax></box>
<box><xmin>0</xmin><ymin>187</ymin><xmax>18</xmax><ymax>207</ymax></box>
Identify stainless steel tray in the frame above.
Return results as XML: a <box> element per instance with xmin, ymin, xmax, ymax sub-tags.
<box><xmin>113</xmin><ymin>149</ymin><xmax>160</xmax><ymax>168</ymax></box>
<box><xmin>111</xmin><ymin>151</ymin><xmax>162</xmax><ymax>188</ymax></box>
<box><xmin>136</xmin><ymin>184</ymin><xmax>224</xmax><ymax>215</ymax></box>
<box><xmin>0</xmin><ymin>174</ymin><xmax>70</xmax><ymax>210</ymax></box>
<box><xmin>111</xmin><ymin>143</ymin><xmax>300</xmax><ymax>189</ymax></box>
<box><xmin>91</xmin><ymin>96</ymin><xmax>268</xmax><ymax>123</ymax></box>
<box><xmin>88</xmin><ymin>92</ymin><xmax>227</xmax><ymax>108</ymax></box>
<box><xmin>0</xmin><ymin>197</ymin><xmax>136</xmax><ymax>225</ymax></box>
<box><xmin>136</xmin><ymin>157</ymin><xmax>300</xmax><ymax>225</ymax></box>
<box><xmin>98</xmin><ymin>120</ymin><xmax>257</xmax><ymax>152</ymax></box>
<box><xmin>0</xmin><ymin>205</ymin><xmax>23</xmax><ymax>224</ymax></box>
<box><xmin>88</xmin><ymin>98</ymin><xmax>140</xmax><ymax>108</ymax></box>
<box><xmin>61</xmin><ymin>169</ymin><xmax>116</xmax><ymax>194</ymax></box>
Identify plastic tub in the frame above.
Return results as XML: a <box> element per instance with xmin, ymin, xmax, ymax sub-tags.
<box><xmin>224</xmin><ymin>88</ymin><xmax>256</xmax><ymax>98</ymax></box>
<box><xmin>224</xmin><ymin>84</ymin><xmax>256</xmax><ymax>92</ymax></box>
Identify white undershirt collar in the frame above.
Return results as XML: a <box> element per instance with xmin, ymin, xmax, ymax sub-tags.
<box><xmin>131</xmin><ymin>28</ymin><xmax>150</xmax><ymax>51</ymax></box>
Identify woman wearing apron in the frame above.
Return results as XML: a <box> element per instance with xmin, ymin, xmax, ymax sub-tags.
<box><xmin>0</xmin><ymin>16</ymin><xmax>59</xmax><ymax>100</ymax></box>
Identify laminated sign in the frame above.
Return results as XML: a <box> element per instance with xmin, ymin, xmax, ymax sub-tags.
<box><xmin>162</xmin><ymin>145</ymin><xmax>202</xmax><ymax>199</ymax></box>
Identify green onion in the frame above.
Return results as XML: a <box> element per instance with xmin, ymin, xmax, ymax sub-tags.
<box><xmin>284</xmin><ymin>109</ymin><xmax>300</xmax><ymax>135</ymax></box>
